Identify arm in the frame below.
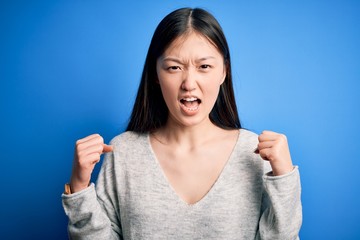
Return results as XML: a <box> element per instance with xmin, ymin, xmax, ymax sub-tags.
<box><xmin>62</xmin><ymin>134</ymin><xmax>122</xmax><ymax>239</ymax></box>
<box><xmin>256</xmin><ymin>131</ymin><xmax>302</xmax><ymax>239</ymax></box>
<box><xmin>257</xmin><ymin>167</ymin><xmax>302</xmax><ymax>239</ymax></box>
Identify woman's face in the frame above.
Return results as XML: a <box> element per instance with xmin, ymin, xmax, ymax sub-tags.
<box><xmin>156</xmin><ymin>32</ymin><xmax>226</xmax><ymax>128</ymax></box>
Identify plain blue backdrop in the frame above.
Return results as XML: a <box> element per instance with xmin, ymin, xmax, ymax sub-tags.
<box><xmin>1</xmin><ymin>0</ymin><xmax>359</xmax><ymax>239</ymax></box>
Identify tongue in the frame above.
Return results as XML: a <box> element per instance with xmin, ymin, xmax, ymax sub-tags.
<box><xmin>183</xmin><ymin>100</ymin><xmax>198</xmax><ymax>108</ymax></box>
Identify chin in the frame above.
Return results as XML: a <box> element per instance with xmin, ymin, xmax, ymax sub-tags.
<box><xmin>172</xmin><ymin>114</ymin><xmax>212</xmax><ymax>128</ymax></box>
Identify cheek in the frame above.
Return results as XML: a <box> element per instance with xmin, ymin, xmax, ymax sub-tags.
<box><xmin>157</xmin><ymin>71</ymin><xmax>182</xmax><ymax>94</ymax></box>
<box><xmin>158</xmin><ymin>79</ymin><xmax>178</xmax><ymax>105</ymax></box>
<box><xmin>204</xmin><ymin>79</ymin><xmax>223</xmax><ymax>105</ymax></box>
<box><xmin>208</xmin><ymin>86</ymin><xmax>222</xmax><ymax>102</ymax></box>
<box><xmin>158</xmin><ymin>77</ymin><xmax>176</xmax><ymax>93</ymax></box>
<box><xmin>206</xmin><ymin>73</ymin><xmax>224</xmax><ymax>94</ymax></box>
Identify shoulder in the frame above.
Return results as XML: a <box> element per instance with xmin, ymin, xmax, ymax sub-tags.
<box><xmin>232</xmin><ymin>129</ymin><xmax>264</xmax><ymax>168</ymax></box>
<box><xmin>110</xmin><ymin>131</ymin><xmax>148</xmax><ymax>146</ymax></box>
<box><xmin>108</xmin><ymin>131</ymin><xmax>150</xmax><ymax>158</ymax></box>
<box><xmin>239</xmin><ymin>128</ymin><xmax>258</xmax><ymax>139</ymax></box>
<box><xmin>237</xmin><ymin>129</ymin><xmax>273</xmax><ymax>174</ymax></box>
<box><xmin>237</xmin><ymin>129</ymin><xmax>259</xmax><ymax>150</ymax></box>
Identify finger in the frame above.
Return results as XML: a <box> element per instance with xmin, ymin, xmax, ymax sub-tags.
<box><xmin>76</xmin><ymin>151</ymin><xmax>101</xmax><ymax>167</ymax></box>
<box><xmin>258</xmin><ymin>131</ymin><xmax>279</xmax><ymax>142</ymax></box>
<box><xmin>262</xmin><ymin>130</ymin><xmax>277</xmax><ymax>135</ymax></box>
<box><xmin>257</xmin><ymin>141</ymin><xmax>273</xmax><ymax>151</ymax></box>
<box><xmin>76</xmin><ymin>134</ymin><xmax>101</xmax><ymax>144</ymax></box>
<box><xmin>259</xmin><ymin>148</ymin><xmax>272</xmax><ymax>161</ymax></box>
<box><xmin>87</xmin><ymin>152</ymin><xmax>101</xmax><ymax>164</ymax></box>
<box><xmin>76</xmin><ymin>136</ymin><xmax>104</xmax><ymax>151</ymax></box>
<box><xmin>77</xmin><ymin>144</ymin><xmax>104</xmax><ymax>159</ymax></box>
<box><xmin>82</xmin><ymin>135</ymin><xmax>104</xmax><ymax>146</ymax></box>
<box><xmin>103</xmin><ymin>144</ymin><xmax>113</xmax><ymax>153</ymax></box>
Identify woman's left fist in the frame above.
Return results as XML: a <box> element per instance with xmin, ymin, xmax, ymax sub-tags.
<box><xmin>257</xmin><ymin>130</ymin><xmax>294</xmax><ymax>176</ymax></box>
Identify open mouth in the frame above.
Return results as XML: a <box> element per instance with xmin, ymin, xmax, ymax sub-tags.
<box><xmin>180</xmin><ymin>97</ymin><xmax>201</xmax><ymax>111</ymax></box>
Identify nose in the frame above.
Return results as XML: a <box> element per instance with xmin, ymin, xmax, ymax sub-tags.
<box><xmin>181</xmin><ymin>69</ymin><xmax>197</xmax><ymax>92</ymax></box>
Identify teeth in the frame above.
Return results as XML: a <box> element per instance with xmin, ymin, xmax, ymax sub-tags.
<box><xmin>185</xmin><ymin>106</ymin><xmax>198</xmax><ymax>111</ymax></box>
<box><xmin>183</xmin><ymin>97</ymin><xmax>197</xmax><ymax>102</ymax></box>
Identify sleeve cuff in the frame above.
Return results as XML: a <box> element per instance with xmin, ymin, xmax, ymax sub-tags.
<box><xmin>263</xmin><ymin>165</ymin><xmax>299</xmax><ymax>180</ymax></box>
<box><xmin>263</xmin><ymin>166</ymin><xmax>300</xmax><ymax>193</ymax></box>
<box><xmin>62</xmin><ymin>183</ymin><xmax>96</xmax><ymax>199</ymax></box>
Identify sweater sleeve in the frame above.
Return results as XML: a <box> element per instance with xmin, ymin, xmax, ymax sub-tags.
<box><xmin>62</xmin><ymin>150</ymin><xmax>122</xmax><ymax>239</ymax></box>
<box><xmin>257</xmin><ymin>166</ymin><xmax>302</xmax><ymax>240</ymax></box>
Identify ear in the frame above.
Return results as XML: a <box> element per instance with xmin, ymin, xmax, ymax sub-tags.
<box><xmin>154</xmin><ymin>72</ymin><xmax>160</xmax><ymax>84</ymax></box>
<box><xmin>220</xmin><ymin>62</ymin><xmax>228</xmax><ymax>85</ymax></box>
<box><xmin>155</xmin><ymin>63</ymin><xmax>161</xmax><ymax>84</ymax></box>
<box><xmin>220</xmin><ymin>73</ymin><xmax>226</xmax><ymax>85</ymax></box>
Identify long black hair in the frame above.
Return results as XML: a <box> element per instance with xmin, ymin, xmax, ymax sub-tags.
<box><xmin>126</xmin><ymin>7</ymin><xmax>241</xmax><ymax>133</ymax></box>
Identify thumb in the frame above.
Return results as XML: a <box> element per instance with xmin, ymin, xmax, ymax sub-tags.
<box><xmin>102</xmin><ymin>144</ymin><xmax>113</xmax><ymax>153</ymax></box>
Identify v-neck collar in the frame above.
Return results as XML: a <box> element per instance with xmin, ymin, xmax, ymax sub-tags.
<box><xmin>146</xmin><ymin>129</ymin><xmax>242</xmax><ymax>207</ymax></box>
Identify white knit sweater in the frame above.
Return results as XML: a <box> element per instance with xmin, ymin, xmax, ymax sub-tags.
<box><xmin>62</xmin><ymin>129</ymin><xmax>302</xmax><ymax>239</ymax></box>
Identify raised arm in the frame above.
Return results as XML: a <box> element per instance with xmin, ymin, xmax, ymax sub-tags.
<box><xmin>62</xmin><ymin>134</ymin><xmax>122</xmax><ymax>239</ymax></box>
<box><xmin>256</xmin><ymin>131</ymin><xmax>302</xmax><ymax>239</ymax></box>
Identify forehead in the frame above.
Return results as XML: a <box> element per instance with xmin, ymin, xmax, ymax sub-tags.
<box><xmin>163</xmin><ymin>31</ymin><xmax>222</xmax><ymax>57</ymax></box>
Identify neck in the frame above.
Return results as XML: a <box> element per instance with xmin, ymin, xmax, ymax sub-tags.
<box><xmin>154</xmin><ymin>117</ymin><xmax>222</xmax><ymax>149</ymax></box>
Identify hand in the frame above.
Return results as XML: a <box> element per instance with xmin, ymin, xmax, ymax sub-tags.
<box><xmin>256</xmin><ymin>130</ymin><xmax>294</xmax><ymax>176</ymax></box>
<box><xmin>70</xmin><ymin>134</ymin><xmax>113</xmax><ymax>193</ymax></box>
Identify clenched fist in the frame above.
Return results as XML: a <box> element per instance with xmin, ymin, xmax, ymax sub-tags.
<box><xmin>257</xmin><ymin>131</ymin><xmax>294</xmax><ymax>176</ymax></box>
<box><xmin>70</xmin><ymin>134</ymin><xmax>113</xmax><ymax>193</ymax></box>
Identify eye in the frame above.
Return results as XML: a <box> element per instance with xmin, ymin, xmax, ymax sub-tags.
<box><xmin>167</xmin><ymin>66</ymin><xmax>181</xmax><ymax>71</ymax></box>
<box><xmin>200</xmin><ymin>64</ymin><xmax>211</xmax><ymax>70</ymax></box>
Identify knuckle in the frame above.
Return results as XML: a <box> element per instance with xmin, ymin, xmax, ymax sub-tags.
<box><xmin>75</xmin><ymin>144</ymin><xmax>83</xmax><ymax>153</ymax></box>
<box><xmin>278</xmin><ymin>134</ymin><xmax>288</xmax><ymax>144</ymax></box>
<box><xmin>96</xmin><ymin>144</ymin><xmax>103</xmax><ymax>153</ymax></box>
<box><xmin>75</xmin><ymin>141</ymin><xmax>85</xmax><ymax>150</ymax></box>
<box><xmin>77</xmin><ymin>158</ymin><xmax>87</xmax><ymax>168</ymax></box>
<box><xmin>95</xmin><ymin>135</ymin><xmax>104</xmax><ymax>144</ymax></box>
<box><xmin>280</xmin><ymin>133</ymin><xmax>287</xmax><ymax>140</ymax></box>
<box><xmin>76</xmin><ymin>150</ymin><xmax>83</xmax><ymax>159</ymax></box>
<box><xmin>258</xmin><ymin>135</ymin><xmax>263</xmax><ymax>141</ymax></box>
<box><xmin>259</xmin><ymin>150</ymin><xmax>266</xmax><ymax>156</ymax></box>
<box><xmin>77</xmin><ymin>152</ymin><xmax>90</xmax><ymax>164</ymax></box>
<box><xmin>94</xmin><ymin>152</ymin><xmax>101</xmax><ymax>161</ymax></box>
<box><xmin>94</xmin><ymin>144</ymin><xmax>103</xmax><ymax>154</ymax></box>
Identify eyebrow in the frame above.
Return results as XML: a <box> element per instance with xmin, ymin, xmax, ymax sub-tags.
<box><xmin>161</xmin><ymin>56</ymin><xmax>216</xmax><ymax>63</ymax></box>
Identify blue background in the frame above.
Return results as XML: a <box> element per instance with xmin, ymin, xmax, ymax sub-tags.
<box><xmin>1</xmin><ymin>0</ymin><xmax>359</xmax><ymax>239</ymax></box>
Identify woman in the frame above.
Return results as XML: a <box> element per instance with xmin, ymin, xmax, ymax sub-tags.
<box><xmin>62</xmin><ymin>7</ymin><xmax>302</xmax><ymax>239</ymax></box>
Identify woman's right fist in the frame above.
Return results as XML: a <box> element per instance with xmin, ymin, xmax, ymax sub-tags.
<box><xmin>70</xmin><ymin>134</ymin><xmax>113</xmax><ymax>193</ymax></box>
